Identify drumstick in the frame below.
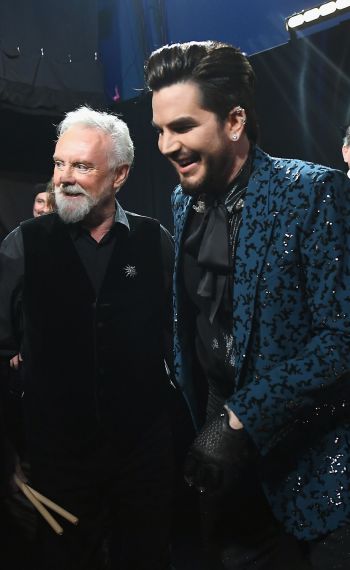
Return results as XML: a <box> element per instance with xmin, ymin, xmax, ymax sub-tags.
<box><xmin>27</xmin><ymin>485</ymin><xmax>79</xmax><ymax>525</ymax></box>
<box><xmin>14</xmin><ymin>475</ymin><xmax>63</xmax><ymax>535</ymax></box>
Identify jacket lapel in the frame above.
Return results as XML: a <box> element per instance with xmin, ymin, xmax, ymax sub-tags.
<box><xmin>172</xmin><ymin>187</ymin><xmax>193</xmax><ymax>315</ymax></box>
<box><xmin>233</xmin><ymin>148</ymin><xmax>277</xmax><ymax>384</ymax></box>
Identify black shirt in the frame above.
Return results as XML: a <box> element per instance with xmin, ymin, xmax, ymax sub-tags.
<box><xmin>182</xmin><ymin>157</ymin><xmax>251</xmax><ymax>417</ymax></box>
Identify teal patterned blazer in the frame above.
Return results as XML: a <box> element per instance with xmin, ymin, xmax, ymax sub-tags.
<box><xmin>172</xmin><ymin>146</ymin><xmax>350</xmax><ymax>540</ymax></box>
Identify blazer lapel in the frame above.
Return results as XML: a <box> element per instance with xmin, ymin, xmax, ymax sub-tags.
<box><xmin>173</xmin><ymin>187</ymin><xmax>193</xmax><ymax>310</ymax></box>
<box><xmin>233</xmin><ymin>148</ymin><xmax>277</xmax><ymax>384</ymax></box>
<box><xmin>172</xmin><ymin>187</ymin><xmax>192</xmax><ymax>260</ymax></box>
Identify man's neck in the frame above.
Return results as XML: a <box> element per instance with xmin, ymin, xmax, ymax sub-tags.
<box><xmin>82</xmin><ymin>207</ymin><xmax>116</xmax><ymax>243</ymax></box>
<box><xmin>227</xmin><ymin>138</ymin><xmax>251</xmax><ymax>186</ymax></box>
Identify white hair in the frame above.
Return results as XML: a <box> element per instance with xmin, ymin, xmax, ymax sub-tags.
<box><xmin>57</xmin><ymin>106</ymin><xmax>134</xmax><ymax>169</ymax></box>
<box><xmin>343</xmin><ymin>125</ymin><xmax>350</xmax><ymax>147</ymax></box>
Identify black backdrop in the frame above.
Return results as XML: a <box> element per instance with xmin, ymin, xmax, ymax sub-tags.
<box><xmin>0</xmin><ymin>20</ymin><xmax>349</xmax><ymax>242</ymax></box>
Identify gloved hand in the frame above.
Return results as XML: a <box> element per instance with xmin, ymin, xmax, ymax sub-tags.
<box><xmin>184</xmin><ymin>408</ymin><xmax>259</xmax><ymax>495</ymax></box>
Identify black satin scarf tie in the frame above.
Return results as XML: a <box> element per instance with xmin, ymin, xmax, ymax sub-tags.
<box><xmin>184</xmin><ymin>200</ymin><xmax>231</xmax><ymax>324</ymax></box>
<box><xmin>184</xmin><ymin>151</ymin><xmax>253</xmax><ymax>324</ymax></box>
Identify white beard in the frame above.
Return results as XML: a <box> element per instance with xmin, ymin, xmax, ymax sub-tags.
<box><xmin>54</xmin><ymin>184</ymin><xmax>98</xmax><ymax>223</ymax></box>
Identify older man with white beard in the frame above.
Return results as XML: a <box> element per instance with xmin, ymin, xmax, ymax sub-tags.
<box><xmin>0</xmin><ymin>106</ymin><xmax>175</xmax><ymax>570</ymax></box>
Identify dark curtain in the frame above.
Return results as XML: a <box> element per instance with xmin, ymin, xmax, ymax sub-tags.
<box><xmin>0</xmin><ymin>0</ymin><xmax>106</xmax><ymax>114</ymax></box>
<box><xmin>99</xmin><ymin>0</ymin><xmax>168</xmax><ymax>102</ymax></box>
<box><xmin>253</xmin><ymin>20</ymin><xmax>350</xmax><ymax>168</ymax></box>
<box><xmin>0</xmin><ymin>174</ymin><xmax>37</xmax><ymax>237</ymax></box>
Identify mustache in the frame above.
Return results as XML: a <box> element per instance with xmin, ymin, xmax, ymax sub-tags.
<box><xmin>170</xmin><ymin>151</ymin><xmax>199</xmax><ymax>164</ymax></box>
<box><xmin>55</xmin><ymin>183</ymin><xmax>89</xmax><ymax>197</ymax></box>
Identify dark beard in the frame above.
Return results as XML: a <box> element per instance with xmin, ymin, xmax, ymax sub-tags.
<box><xmin>179</xmin><ymin>154</ymin><xmax>234</xmax><ymax>198</ymax></box>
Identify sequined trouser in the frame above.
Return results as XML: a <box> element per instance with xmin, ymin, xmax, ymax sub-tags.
<box><xmin>199</xmin><ymin>479</ymin><xmax>350</xmax><ymax>569</ymax></box>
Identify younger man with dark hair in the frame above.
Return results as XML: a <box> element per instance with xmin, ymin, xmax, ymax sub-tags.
<box><xmin>145</xmin><ymin>40</ymin><xmax>350</xmax><ymax>570</ymax></box>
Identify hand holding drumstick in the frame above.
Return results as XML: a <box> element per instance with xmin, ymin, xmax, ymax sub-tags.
<box><xmin>14</xmin><ymin>474</ymin><xmax>79</xmax><ymax>535</ymax></box>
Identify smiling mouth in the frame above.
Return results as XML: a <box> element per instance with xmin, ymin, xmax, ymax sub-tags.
<box><xmin>174</xmin><ymin>154</ymin><xmax>200</xmax><ymax>173</ymax></box>
<box><xmin>62</xmin><ymin>190</ymin><xmax>85</xmax><ymax>198</ymax></box>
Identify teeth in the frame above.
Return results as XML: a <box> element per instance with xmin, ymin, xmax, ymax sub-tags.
<box><xmin>177</xmin><ymin>155</ymin><xmax>198</xmax><ymax>167</ymax></box>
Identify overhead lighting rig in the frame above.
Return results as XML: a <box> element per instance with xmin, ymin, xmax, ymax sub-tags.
<box><xmin>286</xmin><ymin>0</ymin><xmax>350</xmax><ymax>35</ymax></box>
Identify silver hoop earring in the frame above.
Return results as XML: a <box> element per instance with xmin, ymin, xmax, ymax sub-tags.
<box><xmin>232</xmin><ymin>134</ymin><xmax>238</xmax><ymax>141</ymax></box>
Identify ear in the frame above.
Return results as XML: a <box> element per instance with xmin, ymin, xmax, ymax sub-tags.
<box><xmin>112</xmin><ymin>164</ymin><xmax>130</xmax><ymax>192</ymax></box>
<box><xmin>342</xmin><ymin>145</ymin><xmax>349</xmax><ymax>165</ymax></box>
<box><xmin>226</xmin><ymin>106</ymin><xmax>247</xmax><ymax>142</ymax></box>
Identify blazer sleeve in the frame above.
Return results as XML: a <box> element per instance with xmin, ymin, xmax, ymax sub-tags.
<box><xmin>227</xmin><ymin>168</ymin><xmax>350</xmax><ymax>456</ymax></box>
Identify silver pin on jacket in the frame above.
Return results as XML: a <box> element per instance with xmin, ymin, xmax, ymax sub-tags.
<box><xmin>124</xmin><ymin>265</ymin><xmax>137</xmax><ymax>278</ymax></box>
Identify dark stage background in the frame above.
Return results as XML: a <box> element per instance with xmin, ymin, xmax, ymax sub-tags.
<box><xmin>0</xmin><ymin>20</ymin><xmax>349</xmax><ymax>242</ymax></box>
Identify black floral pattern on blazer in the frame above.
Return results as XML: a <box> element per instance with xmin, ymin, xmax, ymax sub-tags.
<box><xmin>172</xmin><ymin>147</ymin><xmax>350</xmax><ymax>540</ymax></box>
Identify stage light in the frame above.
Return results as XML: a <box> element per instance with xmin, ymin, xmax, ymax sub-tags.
<box><xmin>304</xmin><ymin>7</ymin><xmax>320</xmax><ymax>21</ymax></box>
<box><xmin>288</xmin><ymin>14</ymin><xmax>305</xmax><ymax>28</ymax></box>
<box><xmin>286</xmin><ymin>0</ymin><xmax>350</xmax><ymax>33</ymax></box>
<box><xmin>319</xmin><ymin>2</ymin><xmax>336</xmax><ymax>16</ymax></box>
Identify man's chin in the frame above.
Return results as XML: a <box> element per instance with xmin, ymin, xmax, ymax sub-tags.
<box><xmin>58</xmin><ymin>209</ymin><xmax>87</xmax><ymax>224</ymax></box>
<box><xmin>55</xmin><ymin>192</ymin><xmax>97</xmax><ymax>224</ymax></box>
<box><xmin>179</xmin><ymin>176</ymin><xmax>204</xmax><ymax>196</ymax></box>
<box><xmin>57</xmin><ymin>203</ymin><xmax>91</xmax><ymax>224</ymax></box>
<box><xmin>180</xmin><ymin>177</ymin><xmax>212</xmax><ymax>197</ymax></box>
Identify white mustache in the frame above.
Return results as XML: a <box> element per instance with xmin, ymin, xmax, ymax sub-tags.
<box><xmin>56</xmin><ymin>184</ymin><xmax>89</xmax><ymax>197</ymax></box>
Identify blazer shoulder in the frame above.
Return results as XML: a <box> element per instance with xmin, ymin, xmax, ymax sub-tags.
<box><xmin>268</xmin><ymin>154</ymin><xmax>341</xmax><ymax>182</ymax></box>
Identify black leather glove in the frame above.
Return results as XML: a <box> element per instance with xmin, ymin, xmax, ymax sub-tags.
<box><xmin>184</xmin><ymin>408</ymin><xmax>259</xmax><ymax>494</ymax></box>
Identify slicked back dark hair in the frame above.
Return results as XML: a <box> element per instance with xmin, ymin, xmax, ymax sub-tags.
<box><xmin>145</xmin><ymin>40</ymin><xmax>258</xmax><ymax>143</ymax></box>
